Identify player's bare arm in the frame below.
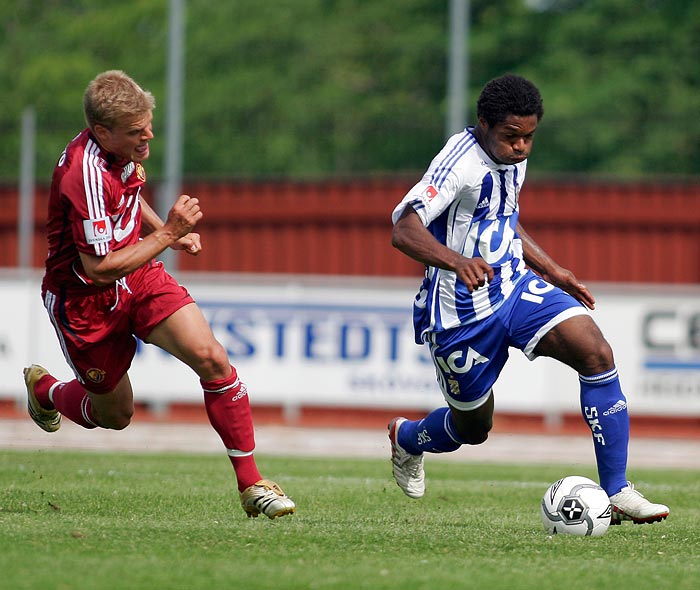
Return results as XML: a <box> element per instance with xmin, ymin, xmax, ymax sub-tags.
<box><xmin>80</xmin><ymin>194</ymin><xmax>202</xmax><ymax>286</ymax></box>
<box><xmin>140</xmin><ymin>195</ymin><xmax>202</xmax><ymax>256</ymax></box>
<box><xmin>392</xmin><ymin>206</ymin><xmax>494</xmax><ymax>292</ymax></box>
<box><xmin>517</xmin><ymin>221</ymin><xmax>595</xmax><ymax>310</ymax></box>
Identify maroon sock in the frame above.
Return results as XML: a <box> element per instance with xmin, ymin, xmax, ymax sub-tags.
<box><xmin>202</xmin><ymin>367</ymin><xmax>262</xmax><ymax>491</ymax></box>
<box><xmin>51</xmin><ymin>380</ymin><xmax>98</xmax><ymax>429</ymax></box>
<box><xmin>33</xmin><ymin>374</ymin><xmax>59</xmax><ymax>410</ymax></box>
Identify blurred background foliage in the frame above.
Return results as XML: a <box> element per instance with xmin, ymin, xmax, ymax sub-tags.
<box><xmin>1</xmin><ymin>0</ymin><xmax>699</xmax><ymax>182</ymax></box>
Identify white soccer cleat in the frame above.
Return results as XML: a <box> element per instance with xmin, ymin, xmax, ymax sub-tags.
<box><xmin>388</xmin><ymin>417</ymin><xmax>425</xmax><ymax>499</ymax></box>
<box><xmin>24</xmin><ymin>365</ymin><xmax>61</xmax><ymax>433</ymax></box>
<box><xmin>609</xmin><ymin>482</ymin><xmax>669</xmax><ymax>524</ymax></box>
<box><xmin>240</xmin><ymin>479</ymin><xmax>295</xmax><ymax>519</ymax></box>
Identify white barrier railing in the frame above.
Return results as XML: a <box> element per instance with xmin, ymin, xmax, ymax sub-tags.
<box><xmin>2</xmin><ymin>269</ymin><xmax>700</xmax><ymax>418</ymax></box>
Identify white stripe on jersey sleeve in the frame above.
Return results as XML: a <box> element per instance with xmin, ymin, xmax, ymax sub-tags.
<box><xmin>82</xmin><ymin>139</ymin><xmax>109</xmax><ymax>256</ymax></box>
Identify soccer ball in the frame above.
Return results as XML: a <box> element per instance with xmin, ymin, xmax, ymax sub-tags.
<box><xmin>540</xmin><ymin>476</ymin><xmax>612</xmax><ymax>537</ymax></box>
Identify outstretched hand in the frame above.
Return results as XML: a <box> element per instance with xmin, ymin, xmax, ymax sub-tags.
<box><xmin>542</xmin><ymin>266</ymin><xmax>596</xmax><ymax>310</ymax></box>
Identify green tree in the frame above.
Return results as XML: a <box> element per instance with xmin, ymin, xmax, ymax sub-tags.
<box><xmin>185</xmin><ymin>0</ymin><xmax>446</xmax><ymax>177</ymax></box>
<box><xmin>466</xmin><ymin>0</ymin><xmax>700</xmax><ymax>176</ymax></box>
<box><xmin>1</xmin><ymin>0</ymin><xmax>699</xmax><ymax>181</ymax></box>
<box><xmin>0</xmin><ymin>0</ymin><xmax>169</xmax><ymax>181</ymax></box>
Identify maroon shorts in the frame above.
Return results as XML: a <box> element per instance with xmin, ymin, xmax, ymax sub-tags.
<box><xmin>42</xmin><ymin>261</ymin><xmax>194</xmax><ymax>393</ymax></box>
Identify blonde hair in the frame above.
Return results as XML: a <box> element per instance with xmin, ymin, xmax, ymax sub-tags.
<box><xmin>83</xmin><ymin>70</ymin><xmax>155</xmax><ymax>130</ymax></box>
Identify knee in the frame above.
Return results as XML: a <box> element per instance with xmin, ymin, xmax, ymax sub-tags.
<box><xmin>97</xmin><ymin>407</ymin><xmax>134</xmax><ymax>430</ymax></box>
<box><xmin>580</xmin><ymin>339</ymin><xmax>615</xmax><ymax>376</ymax></box>
<box><xmin>452</xmin><ymin>416</ymin><xmax>492</xmax><ymax>446</ymax></box>
<box><xmin>460</xmin><ymin>426</ymin><xmax>491</xmax><ymax>446</ymax></box>
<box><xmin>190</xmin><ymin>341</ymin><xmax>231</xmax><ymax>379</ymax></box>
<box><xmin>107</xmin><ymin>418</ymin><xmax>131</xmax><ymax>431</ymax></box>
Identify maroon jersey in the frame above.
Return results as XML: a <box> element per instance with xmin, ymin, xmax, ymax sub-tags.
<box><xmin>43</xmin><ymin>129</ymin><xmax>147</xmax><ymax>295</ymax></box>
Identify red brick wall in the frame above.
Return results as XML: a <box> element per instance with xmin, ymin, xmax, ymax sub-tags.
<box><xmin>518</xmin><ymin>180</ymin><xmax>700</xmax><ymax>284</ymax></box>
<box><xmin>3</xmin><ymin>178</ymin><xmax>699</xmax><ymax>283</ymax></box>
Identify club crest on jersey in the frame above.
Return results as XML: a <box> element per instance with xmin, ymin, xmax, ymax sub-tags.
<box><xmin>86</xmin><ymin>368</ymin><xmax>106</xmax><ymax>383</ymax></box>
<box><xmin>136</xmin><ymin>163</ymin><xmax>146</xmax><ymax>182</ymax></box>
<box><xmin>448</xmin><ymin>378</ymin><xmax>460</xmax><ymax>396</ymax></box>
<box><xmin>83</xmin><ymin>217</ymin><xmax>113</xmax><ymax>244</ymax></box>
<box><xmin>421</xmin><ymin>185</ymin><xmax>439</xmax><ymax>201</ymax></box>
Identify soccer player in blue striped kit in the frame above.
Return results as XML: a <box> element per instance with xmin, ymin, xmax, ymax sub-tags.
<box><xmin>388</xmin><ymin>73</ymin><xmax>668</xmax><ymax>524</ymax></box>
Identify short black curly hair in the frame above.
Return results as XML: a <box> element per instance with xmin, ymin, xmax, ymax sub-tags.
<box><xmin>476</xmin><ymin>74</ymin><xmax>544</xmax><ymax>127</ymax></box>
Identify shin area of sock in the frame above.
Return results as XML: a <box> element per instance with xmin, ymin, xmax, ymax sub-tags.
<box><xmin>51</xmin><ymin>380</ymin><xmax>98</xmax><ymax>429</ymax></box>
<box><xmin>202</xmin><ymin>368</ymin><xmax>262</xmax><ymax>490</ymax></box>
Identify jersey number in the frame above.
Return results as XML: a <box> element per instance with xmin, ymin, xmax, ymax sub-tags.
<box><xmin>520</xmin><ymin>278</ymin><xmax>555</xmax><ymax>304</ymax></box>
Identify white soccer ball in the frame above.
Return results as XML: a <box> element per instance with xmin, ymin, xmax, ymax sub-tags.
<box><xmin>540</xmin><ymin>476</ymin><xmax>612</xmax><ymax>537</ymax></box>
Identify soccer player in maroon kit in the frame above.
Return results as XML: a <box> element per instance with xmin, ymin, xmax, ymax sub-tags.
<box><xmin>24</xmin><ymin>70</ymin><xmax>295</xmax><ymax>519</ymax></box>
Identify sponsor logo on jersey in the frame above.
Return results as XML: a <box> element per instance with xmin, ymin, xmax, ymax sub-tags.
<box><xmin>121</xmin><ymin>162</ymin><xmax>135</xmax><ymax>183</ymax></box>
<box><xmin>422</xmin><ymin>185</ymin><xmax>438</xmax><ymax>200</ymax></box>
<box><xmin>476</xmin><ymin>197</ymin><xmax>490</xmax><ymax>208</ymax></box>
<box><xmin>86</xmin><ymin>368</ymin><xmax>106</xmax><ymax>383</ymax></box>
<box><xmin>603</xmin><ymin>400</ymin><xmax>627</xmax><ymax>416</ymax></box>
<box><xmin>436</xmin><ymin>347</ymin><xmax>488</xmax><ymax>375</ymax></box>
<box><xmin>83</xmin><ymin>217</ymin><xmax>113</xmax><ymax>245</ymax></box>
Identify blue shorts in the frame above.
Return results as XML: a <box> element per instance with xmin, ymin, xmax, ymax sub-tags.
<box><xmin>425</xmin><ymin>271</ymin><xmax>588</xmax><ymax>410</ymax></box>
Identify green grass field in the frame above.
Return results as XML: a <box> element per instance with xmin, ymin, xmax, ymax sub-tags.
<box><xmin>1</xmin><ymin>449</ymin><xmax>697</xmax><ymax>590</ymax></box>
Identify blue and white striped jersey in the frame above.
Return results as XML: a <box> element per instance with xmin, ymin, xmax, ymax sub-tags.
<box><xmin>392</xmin><ymin>127</ymin><xmax>529</xmax><ymax>343</ymax></box>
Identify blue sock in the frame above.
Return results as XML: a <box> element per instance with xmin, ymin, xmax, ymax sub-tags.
<box><xmin>579</xmin><ymin>368</ymin><xmax>629</xmax><ymax>496</ymax></box>
<box><xmin>397</xmin><ymin>407</ymin><xmax>464</xmax><ymax>454</ymax></box>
